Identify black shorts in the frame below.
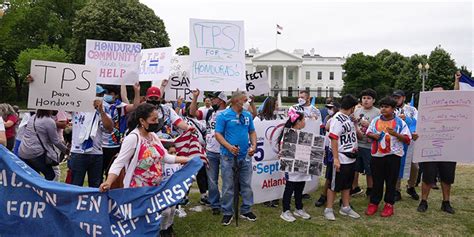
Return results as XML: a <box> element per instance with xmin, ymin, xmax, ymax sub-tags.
<box><xmin>328</xmin><ymin>162</ymin><xmax>355</xmax><ymax>192</ymax></box>
<box><xmin>325</xmin><ymin>162</ymin><xmax>333</xmax><ymax>180</ymax></box>
<box><xmin>420</xmin><ymin>162</ymin><xmax>456</xmax><ymax>185</ymax></box>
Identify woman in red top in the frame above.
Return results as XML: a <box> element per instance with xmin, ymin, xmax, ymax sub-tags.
<box><xmin>0</xmin><ymin>104</ymin><xmax>18</xmax><ymax>151</ymax></box>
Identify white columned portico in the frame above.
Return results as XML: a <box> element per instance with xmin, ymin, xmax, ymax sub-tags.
<box><xmin>267</xmin><ymin>65</ymin><xmax>272</xmax><ymax>87</ymax></box>
<box><xmin>282</xmin><ymin>65</ymin><xmax>287</xmax><ymax>90</ymax></box>
<box><xmin>298</xmin><ymin>65</ymin><xmax>302</xmax><ymax>90</ymax></box>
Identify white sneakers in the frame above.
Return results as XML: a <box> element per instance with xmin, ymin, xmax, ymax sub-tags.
<box><xmin>280</xmin><ymin>210</ymin><xmax>296</xmax><ymax>222</ymax></box>
<box><xmin>281</xmin><ymin>209</ymin><xmax>312</xmax><ymax>222</ymax></box>
<box><xmin>324</xmin><ymin>207</ymin><xmax>360</xmax><ymax>221</ymax></box>
<box><xmin>339</xmin><ymin>206</ymin><xmax>361</xmax><ymax>219</ymax></box>
<box><xmin>293</xmin><ymin>209</ymin><xmax>311</xmax><ymax>220</ymax></box>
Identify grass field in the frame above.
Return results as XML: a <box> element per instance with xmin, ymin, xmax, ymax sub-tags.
<box><xmin>58</xmin><ymin>164</ymin><xmax>474</xmax><ymax>236</ymax></box>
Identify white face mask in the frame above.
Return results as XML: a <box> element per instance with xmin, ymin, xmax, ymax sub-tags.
<box><xmin>328</xmin><ymin>109</ymin><xmax>334</xmax><ymax>116</ymax></box>
<box><xmin>298</xmin><ymin>98</ymin><xmax>306</xmax><ymax>106</ymax></box>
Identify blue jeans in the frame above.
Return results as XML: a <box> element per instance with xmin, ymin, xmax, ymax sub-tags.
<box><xmin>221</xmin><ymin>155</ymin><xmax>253</xmax><ymax>216</ymax></box>
<box><xmin>206</xmin><ymin>151</ymin><xmax>221</xmax><ymax>209</ymax></box>
<box><xmin>69</xmin><ymin>153</ymin><xmax>103</xmax><ymax>188</ymax></box>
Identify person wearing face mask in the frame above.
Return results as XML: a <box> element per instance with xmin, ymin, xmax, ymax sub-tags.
<box><xmin>100</xmin><ymin>103</ymin><xmax>191</xmax><ymax>236</ymax></box>
<box><xmin>293</xmin><ymin>90</ymin><xmax>321</xmax><ymax>121</ymax></box>
<box><xmin>189</xmin><ymin>89</ymin><xmax>229</xmax><ymax>215</ymax></box>
<box><xmin>100</xmin><ymin>84</ymin><xmax>141</xmax><ymax>178</ymax></box>
<box><xmin>215</xmin><ymin>90</ymin><xmax>257</xmax><ymax>226</ymax></box>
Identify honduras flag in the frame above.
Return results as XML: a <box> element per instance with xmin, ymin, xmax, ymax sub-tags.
<box><xmin>459</xmin><ymin>73</ymin><xmax>474</xmax><ymax>91</ymax></box>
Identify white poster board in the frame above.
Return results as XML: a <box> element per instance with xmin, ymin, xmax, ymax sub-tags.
<box><xmin>139</xmin><ymin>47</ymin><xmax>172</xmax><ymax>82</ymax></box>
<box><xmin>28</xmin><ymin>60</ymin><xmax>96</xmax><ymax>112</ymax></box>
<box><xmin>164</xmin><ymin>56</ymin><xmax>204</xmax><ymax>102</ymax></box>
<box><xmin>251</xmin><ymin>119</ymin><xmax>320</xmax><ymax>204</ymax></box>
<box><xmin>189</xmin><ymin>18</ymin><xmax>246</xmax><ymax>91</ymax></box>
<box><xmin>246</xmin><ymin>70</ymin><xmax>270</xmax><ymax>96</ymax></box>
<box><xmin>85</xmin><ymin>39</ymin><xmax>141</xmax><ymax>85</ymax></box>
<box><xmin>413</xmin><ymin>91</ymin><xmax>474</xmax><ymax>163</ymax></box>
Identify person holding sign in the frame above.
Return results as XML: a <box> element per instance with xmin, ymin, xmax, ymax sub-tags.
<box><xmin>215</xmin><ymin>91</ymin><xmax>257</xmax><ymax>226</ymax></box>
<box><xmin>278</xmin><ymin>108</ymin><xmax>312</xmax><ymax>222</ymax></box>
<box><xmin>324</xmin><ymin>95</ymin><xmax>361</xmax><ymax>221</ymax></box>
<box><xmin>365</xmin><ymin>97</ymin><xmax>412</xmax><ymax>217</ymax></box>
<box><xmin>417</xmin><ymin>85</ymin><xmax>456</xmax><ymax>214</ymax></box>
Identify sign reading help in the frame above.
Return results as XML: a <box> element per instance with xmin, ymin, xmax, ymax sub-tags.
<box><xmin>85</xmin><ymin>39</ymin><xmax>141</xmax><ymax>85</ymax></box>
<box><xmin>139</xmin><ymin>47</ymin><xmax>173</xmax><ymax>82</ymax></box>
<box><xmin>246</xmin><ymin>70</ymin><xmax>270</xmax><ymax>96</ymax></box>
<box><xmin>28</xmin><ymin>60</ymin><xmax>97</xmax><ymax>112</ymax></box>
<box><xmin>189</xmin><ymin>19</ymin><xmax>246</xmax><ymax>91</ymax></box>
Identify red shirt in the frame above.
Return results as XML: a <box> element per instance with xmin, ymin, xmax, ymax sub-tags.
<box><xmin>5</xmin><ymin>114</ymin><xmax>18</xmax><ymax>139</ymax></box>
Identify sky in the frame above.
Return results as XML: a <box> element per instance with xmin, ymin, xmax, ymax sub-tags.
<box><xmin>141</xmin><ymin>0</ymin><xmax>473</xmax><ymax>69</ymax></box>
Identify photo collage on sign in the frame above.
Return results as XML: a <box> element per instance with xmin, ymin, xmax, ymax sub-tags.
<box><xmin>279</xmin><ymin>128</ymin><xmax>325</xmax><ymax>176</ymax></box>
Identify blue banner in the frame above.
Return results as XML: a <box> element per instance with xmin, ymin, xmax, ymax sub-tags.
<box><xmin>0</xmin><ymin>146</ymin><xmax>202</xmax><ymax>236</ymax></box>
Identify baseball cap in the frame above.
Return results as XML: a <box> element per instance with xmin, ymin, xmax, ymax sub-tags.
<box><xmin>146</xmin><ymin>86</ymin><xmax>161</xmax><ymax>99</ymax></box>
<box><xmin>392</xmin><ymin>90</ymin><xmax>405</xmax><ymax>97</ymax></box>
<box><xmin>210</xmin><ymin>91</ymin><xmax>228</xmax><ymax>103</ymax></box>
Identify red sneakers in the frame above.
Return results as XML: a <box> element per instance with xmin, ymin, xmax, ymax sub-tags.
<box><xmin>381</xmin><ymin>203</ymin><xmax>394</xmax><ymax>217</ymax></box>
<box><xmin>365</xmin><ymin>203</ymin><xmax>379</xmax><ymax>216</ymax></box>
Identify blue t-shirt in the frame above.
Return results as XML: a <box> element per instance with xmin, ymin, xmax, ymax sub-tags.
<box><xmin>215</xmin><ymin>108</ymin><xmax>255</xmax><ymax>159</ymax></box>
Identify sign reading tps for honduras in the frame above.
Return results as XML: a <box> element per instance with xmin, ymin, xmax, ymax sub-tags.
<box><xmin>139</xmin><ymin>47</ymin><xmax>173</xmax><ymax>82</ymax></box>
<box><xmin>86</xmin><ymin>39</ymin><xmax>142</xmax><ymax>85</ymax></box>
<box><xmin>28</xmin><ymin>60</ymin><xmax>97</xmax><ymax>112</ymax></box>
<box><xmin>189</xmin><ymin>18</ymin><xmax>246</xmax><ymax>91</ymax></box>
<box><xmin>0</xmin><ymin>146</ymin><xmax>202</xmax><ymax>236</ymax></box>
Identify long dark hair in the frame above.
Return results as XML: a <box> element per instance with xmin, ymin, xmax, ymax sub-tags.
<box><xmin>127</xmin><ymin>103</ymin><xmax>157</xmax><ymax>134</ymax></box>
<box><xmin>258</xmin><ymin>97</ymin><xmax>277</xmax><ymax>120</ymax></box>
<box><xmin>36</xmin><ymin>109</ymin><xmax>52</xmax><ymax>118</ymax></box>
<box><xmin>277</xmin><ymin>111</ymin><xmax>304</xmax><ymax>147</ymax></box>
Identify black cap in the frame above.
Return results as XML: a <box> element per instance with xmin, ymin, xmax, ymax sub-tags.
<box><xmin>392</xmin><ymin>90</ymin><xmax>405</xmax><ymax>97</ymax></box>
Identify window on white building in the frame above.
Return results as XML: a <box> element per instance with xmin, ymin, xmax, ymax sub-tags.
<box><xmin>305</xmin><ymin>71</ymin><xmax>310</xmax><ymax>80</ymax></box>
<box><xmin>318</xmin><ymin>72</ymin><xmax>322</xmax><ymax>80</ymax></box>
<box><xmin>330</xmin><ymin>72</ymin><xmax>334</xmax><ymax>80</ymax></box>
<box><xmin>317</xmin><ymin>87</ymin><xmax>322</xmax><ymax>97</ymax></box>
<box><xmin>329</xmin><ymin>87</ymin><xmax>334</xmax><ymax>97</ymax></box>
<box><xmin>288</xmin><ymin>71</ymin><xmax>293</xmax><ymax>80</ymax></box>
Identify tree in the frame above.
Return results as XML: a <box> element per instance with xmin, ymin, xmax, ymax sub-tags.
<box><xmin>427</xmin><ymin>46</ymin><xmax>457</xmax><ymax>90</ymax></box>
<box><xmin>70</xmin><ymin>0</ymin><xmax>170</xmax><ymax>63</ymax></box>
<box><xmin>176</xmin><ymin>46</ymin><xmax>189</xmax><ymax>56</ymax></box>
<box><xmin>15</xmin><ymin>45</ymin><xmax>69</xmax><ymax>79</ymax></box>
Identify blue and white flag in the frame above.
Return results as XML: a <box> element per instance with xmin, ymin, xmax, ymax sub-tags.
<box><xmin>459</xmin><ymin>73</ymin><xmax>474</xmax><ymax>91</ymax></box>
<box><xmin>0</xmin><ymin>146</ymin><xmax>202</xmax><ymax>236</ymax></box>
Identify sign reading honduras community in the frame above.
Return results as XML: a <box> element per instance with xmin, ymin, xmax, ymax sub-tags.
<box><xmin>246</xmin><ymin>70</ymin><xmax>270</xmax><ymax>96</ymax></box>
<box><xmin>413</xmin><ymin>91</ymin><xmax>474</xmax><ymax>163</ymax></box>
<box><xmin>139</xmin><ymin>47</ymin><xmax>173</xmax><ymax>82</ymax></box>
<box><xmin>189</xmin><ymin>18</ymin><xmax>246</xmax><ymax>91</ymax></box>
<box><xmin>0</xmin><ymin>146</ymin><xmax>202</xmax><ymax>236</ymax></box>
<box><xmin>251</xmin><ymin>119</ymin><xmax>319</xmax><ymax>204</ymax></box>
<box><xmin>164</xmin><ymin>56</ymin><xmax>204</xmax><ymax>102</ymax></box>
<box><xmin>28</xmin><ymin>60</ymin><xmax>97</xmax><ymax>112</ymax></box>
<box><xmin>86</xmin><ymin>39</ymin><xmax>142</xmax><ymax>85</ymax></box>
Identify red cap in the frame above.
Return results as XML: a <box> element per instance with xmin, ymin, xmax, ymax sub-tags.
<box><xmin>146</xmin><ymin>86</ymin><xmax>161</xmax><ymax>99</ymax></box>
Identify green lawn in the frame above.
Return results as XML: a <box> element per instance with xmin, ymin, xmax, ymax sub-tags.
<box><xmin>58</xmin><ymin>164</ymin><xmax>474</xmax><ymax>236</ymax></box>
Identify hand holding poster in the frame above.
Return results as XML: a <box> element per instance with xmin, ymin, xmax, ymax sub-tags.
<box><xmin>164</xmin><ymin>56</ymin><xmax>204</xmax><ymax>102</ymax></box>
<box><xmin>413</xmin><ymin>91</ymin><xmax>474</xmax><ymax>163</ymax></box>
<box><xmin>246</xmin><ymin>70</ymin><xmax>270</xmax><ymax>96</ymax></box>
<box><xmin>28</xmin><ymin>60</ymin><xmax>96</xmax><ymax>112</ymax></box>
<box><xmin>85</xmin><ymin>39</ymin><xmax>141</xmax><ymax>85</ymax></box>
<box><xmin>279</xmin><ymin>128</ymin><xmax>324</xmax><ymax>176</ymax></box>
<box><xmin>139</xmin><ymin>47</ymin><xmax>172</xmax><ymax>82</ymax></box>
<box><xmin>189</xmin><ymin>19</ymin><xmax>246</xmax><ymax>91</ymax></box>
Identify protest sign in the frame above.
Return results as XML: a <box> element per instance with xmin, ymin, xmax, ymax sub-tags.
<box><xmin>164</xmin><ymin>56</ymin><xmax>204</xmax><ymax>102</ymax></box>
<box><xmin>279</xmin><ymin>128</ymin><xmax>325</xmax><ymax>176</ymax></box>
<box><xmin>0</xmin><ymin>146</ymin><xmax>202</xmax><ymax>236</ymax></box>
<box><xmin>85</xmin><ymin>39</ymin><xmax>141</xmax><ymax>85</ymax></box>
<box><xmin>139</xmin><ymin>47</ymin><xmax>172</xmax><ymax>82</ymax></box>
<box><xmin>27</xmin><ymin>60</ymin><xmax>96</xmax><ymax>112</ymax></box>
<box><xmin>189</xmin><ymin>19</ymin><xmax>246</xmax><ymax>91</ymax></box>
<box><xmin>413</xmin><ymin>91</ymin><xmax>474</xmax><ymax>163</ymax></box>
<box><xmin>251</xmin><ymin>119</ymin><xmax>320</xmax><ymax>204</ymax></box>
<box><xmin>246</xmin><ymin>70</ymin><xmax>270</xmax><ymax>96</ymax></box>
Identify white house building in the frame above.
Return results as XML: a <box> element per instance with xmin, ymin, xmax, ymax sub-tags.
<box><xmin>245</xmin><ymin>48</ymin><xmax>345</xmax><ymax>98</ymax></box>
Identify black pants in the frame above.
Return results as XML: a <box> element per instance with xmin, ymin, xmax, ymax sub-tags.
<box><xmin>102</xmin><ymin>147</ymin><xmax>121</xmax><ymax>177</ymax></box>
<box><xmin>282</xmin><ymin>181</ymin><xmax>305</xmax><ymax>211</ymax></box>
<box><xmin>370</xmin><ymin>155</ymin><xmax>401</xmax><ymax>205</ymax></box>
<box><xmin>22</xmin><ymin>154</ymin><xmax>55</xmax><ymax>181</ymax></box>
<box><xmin>196</xmin><ymin>166</ymin><xmax>208</xmax><ymax>194</ymax></box>
<box><xmin>7</xmin><ymin>137</ymin><xmax>15</xmax><ymax>151</ymax></box>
